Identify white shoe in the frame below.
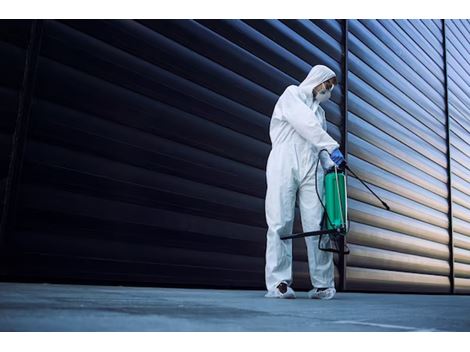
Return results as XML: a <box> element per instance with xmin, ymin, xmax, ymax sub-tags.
<box><xmin>308</xmin><ymin>287</ymin><xmax>336</xmax><ymax>300</ymax></box>
<box><xmin>264</xmin><ymin>282</ymin><xmax>296</xmax><ymax>299</ymax></box>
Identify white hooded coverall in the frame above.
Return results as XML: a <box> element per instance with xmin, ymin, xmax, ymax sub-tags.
<box><xmin>265</xmin><ymin>65</ymin><xmax>339</xmax><ymax>293</ymax></box>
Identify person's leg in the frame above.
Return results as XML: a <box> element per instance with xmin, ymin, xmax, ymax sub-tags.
<box><xmin>265</xmin><ymin>150</ymin><xmax>298</xmax><ymax>293</ymax></box>
<box><xmin>298</xmin><ymin>164</ymin><xmax>335</xmax><ymax>290</ymax></box>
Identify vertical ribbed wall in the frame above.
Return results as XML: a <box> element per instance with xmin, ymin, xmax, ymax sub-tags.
<box><xmin>3</xmin><ymin>20</ymin><xmax>344</xmax><ymax>289</ymax></box>
<box><xmin>346</xmin><ymin>20</ymin><xmax>450</xmax><ymax>292</ymax></box>
<box><xmin>446</xmin><ymin>20</ymin><xmax>470</xmax><ymax>294</ymax></box>
<box><xmin>0</xmin><ymin>20</ymin><xmax>469</xmax><ymax>293</ymax></box>
<box><xmin>0</xmin><ymin>21</ymin><xmax>30</xmax><ymax>221</ymax></box>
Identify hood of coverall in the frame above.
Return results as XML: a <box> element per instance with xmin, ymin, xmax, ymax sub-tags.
<box><xmin>298</xmin><ymin>65</ymin><xmax>336</xmax><ymax>102</ymax></box>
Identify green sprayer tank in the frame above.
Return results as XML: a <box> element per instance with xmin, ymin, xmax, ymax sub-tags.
<box><xmin>324</xmin><ymin>168</ymin><xmax>348</xmax><ymax>234</ymax></box>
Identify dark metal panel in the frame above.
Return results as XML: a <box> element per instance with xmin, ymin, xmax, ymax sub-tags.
<box><xmin>29</xmin><ymin>100</ymin><xmax>266</xmax><ymax>198</ymax></box>
<box><xmin>311</xmin><ymin>20</ymin><xmax>342</xmax><ymax>42</ymax></box>
<box><xmin>60</xmin><ymin>20</ymin><xmax>278</xmax><ymax>117</ymax></box>
<box><xmin>41</xmin><ymin>21</ymin><xmax>271</xmax><ymax>143</ymax></box>
<box><xmin>243</xmin><ymin>20</ymin><xmax>344</xmax><ymax>85</ymax></box>
<box><xmin>280</xmin><ymin>20</ymin><xmax>343</xmax><ymax>61</ymax></box>
<box><xmin>0</xmin><ymin>21</ymin><xmax>42</xmax><ymax>272</ymax></box>
<box><xmin>0</xmin><ymin>87</ymin><xmax>19</xmax><ymax>179</ymax></box>
<box><xmin>196</xmin><ymin>19</ymin><xmax>311</xmax><ymax>80</ymax></box>
<box><xmin>0</xmin><ymin>21</ymin><xmax>31</xmax><ymax>215</ymax></box>
<box><xmin>136</xmin><ymin>20</ymin><xmax>296</xmax><ymax>93</ymax></box>
<box><xmin>2</xmin><ymin>19</ymin><xmax>344</xmax><ymax>289</ymax></box>
<box><xmin>1</xmin><ymin>19</ymin><xmax>468</xmax><ymax>294</ymax></box>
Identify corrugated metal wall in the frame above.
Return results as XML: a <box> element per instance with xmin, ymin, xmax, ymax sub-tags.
<box><xmin>446</xmin><ymin>20</ymin><xmax>470</xmax><ymax>293</ymax></box>
<box><xmin>0</xmin><ymin>19</ymin><xmax>344</xmax><ymax>289</ymax></box>
<box><xmin>0</xmin><ymin>21</ymin><xmax>30</xmax><ymax>226</ymax></box>
<box><xmin>346</xmin><ymin>19</ymin><xmax>451</xmax><ymax>293</ymax></box>
<box><xmin>0</xmin><ymin>19</ymin><xmax>469</xmax><ymax>293</ymax></box>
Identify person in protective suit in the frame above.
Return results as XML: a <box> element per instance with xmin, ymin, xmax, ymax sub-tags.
<box><xmin>264</xmin><ymin>64</ymin><xmax>345</xmax><ymax>300</ymax></box>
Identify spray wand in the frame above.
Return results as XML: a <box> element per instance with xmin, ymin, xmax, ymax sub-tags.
<box><xmin>339</xmin><ymin>161</ymin><xmax>391</xmax><ymax>211</ymax></box>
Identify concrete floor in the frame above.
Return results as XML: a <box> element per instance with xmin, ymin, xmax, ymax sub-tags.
<box><xmin>0</xmin><ymin>282</ymin><xmax>469</xmax><ymax>331</ymax></box>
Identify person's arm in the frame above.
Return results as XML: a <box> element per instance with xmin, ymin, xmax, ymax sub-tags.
<box><xmin>279</xmin><ymin>87</ymin><xmax>339</xmax><ymax>153</ymax></box>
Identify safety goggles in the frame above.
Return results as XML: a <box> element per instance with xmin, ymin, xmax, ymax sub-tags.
<box><xmin>322</xmin><ymin>77</ymin><xmax>337</xmax><ymax>90</ymax></box>
<box><xmin>314</xmin><ymin>77</ymin><xmax>337</xmax><ymax>94</ymax></box>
